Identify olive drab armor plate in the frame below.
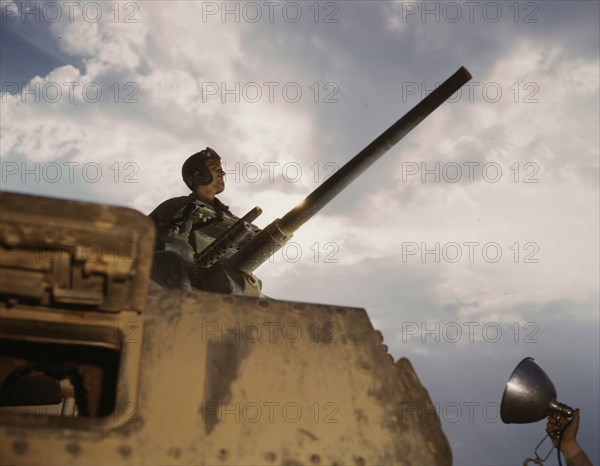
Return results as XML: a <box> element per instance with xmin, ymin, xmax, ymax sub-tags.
<box><xmin>0</xmin><ymin>193</ymin><xmax>451</xmax><ymax>465</ymax></box>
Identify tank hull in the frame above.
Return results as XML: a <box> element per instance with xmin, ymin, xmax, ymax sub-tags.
<box><xmin>0</xmin><ymin>192</ymin><xmax>451</xmax><ymax>465</ymax></box>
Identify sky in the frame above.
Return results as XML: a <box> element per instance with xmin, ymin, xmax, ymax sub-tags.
<box><xmin>1</xmin><ymin>0</ymin><xmax>598</xmax><ymax>464</ymax></box>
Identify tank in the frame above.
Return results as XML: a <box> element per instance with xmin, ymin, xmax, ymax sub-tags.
<box><xmin>0</xmin><ymin>191</ymin><xmax>451</xmax><ymax>465</ymax></box>
<box><xmin>0</xmin><ymin>67</ymin><xmax>472</xmax><ymax>465</ymax></box>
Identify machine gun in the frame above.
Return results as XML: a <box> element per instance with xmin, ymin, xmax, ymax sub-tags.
<box><xmin>190</xmin><ymin>67</ymin><xmax>472</xmax><ymax>295</ymax></box>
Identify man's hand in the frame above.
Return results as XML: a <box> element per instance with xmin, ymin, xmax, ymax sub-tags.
<box><xmin>546</xmin><ymin>408</ymin><xmax>583</xmax><ymax>459</ymax></box>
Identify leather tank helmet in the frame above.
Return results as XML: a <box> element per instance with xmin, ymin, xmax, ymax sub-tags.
<box><xmin>182</xmin><ymin>147</ymin><xmax>221</xmax><ymax>190</ymax></box>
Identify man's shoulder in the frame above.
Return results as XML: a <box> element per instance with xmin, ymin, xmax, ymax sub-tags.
<box><xmin>148</xmin><ymin>194</ymin><xmax>195</xmax><ymax>225</ymax></box>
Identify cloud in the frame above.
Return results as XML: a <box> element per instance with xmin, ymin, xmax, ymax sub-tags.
<box><xmin>1</xmin><ymin>2</ymin><xmax>321</xmax><ymax>212</ymax></box>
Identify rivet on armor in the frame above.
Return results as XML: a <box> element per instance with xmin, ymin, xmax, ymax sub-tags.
<box><xmin>359</xmin><ymin>360</ymin><xmax>371</xmax><ymax>371</ymax></box>
<box><xmin>354</xmin><ymin>456</ymin><xmax>366</xmax><ymax>466</ymax></box>
<box><xmin>66</xmin><ymin>443</ymin><xmax>81</xmax><ymax>455</ymax></box>
<box><xmin>12</xmin><ymin>440</ymin><xmax>28</xmax><ymax>455</ymax></box>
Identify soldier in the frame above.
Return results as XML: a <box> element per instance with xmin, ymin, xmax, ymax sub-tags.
<box><xmin>148</xmin><ymin>148</ymin><xmax>262</xmax><ymax>294</ymax></box>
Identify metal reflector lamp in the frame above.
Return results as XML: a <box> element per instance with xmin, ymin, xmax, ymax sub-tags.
<box><xmin>500</xmin><ymin>357</ymin><xmax>574</xmax><ymax>424</ymax></box>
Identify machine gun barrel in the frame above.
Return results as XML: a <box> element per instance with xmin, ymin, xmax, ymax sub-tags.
<box><xmin>191</xmin><ymin>206</ymin><xmax>262</xmax><ymax>270</ymax></box>
<box><xmin>231</xmin><ymin>66</ymin><xmax>472</xmax><ymax>274</ymax></box>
